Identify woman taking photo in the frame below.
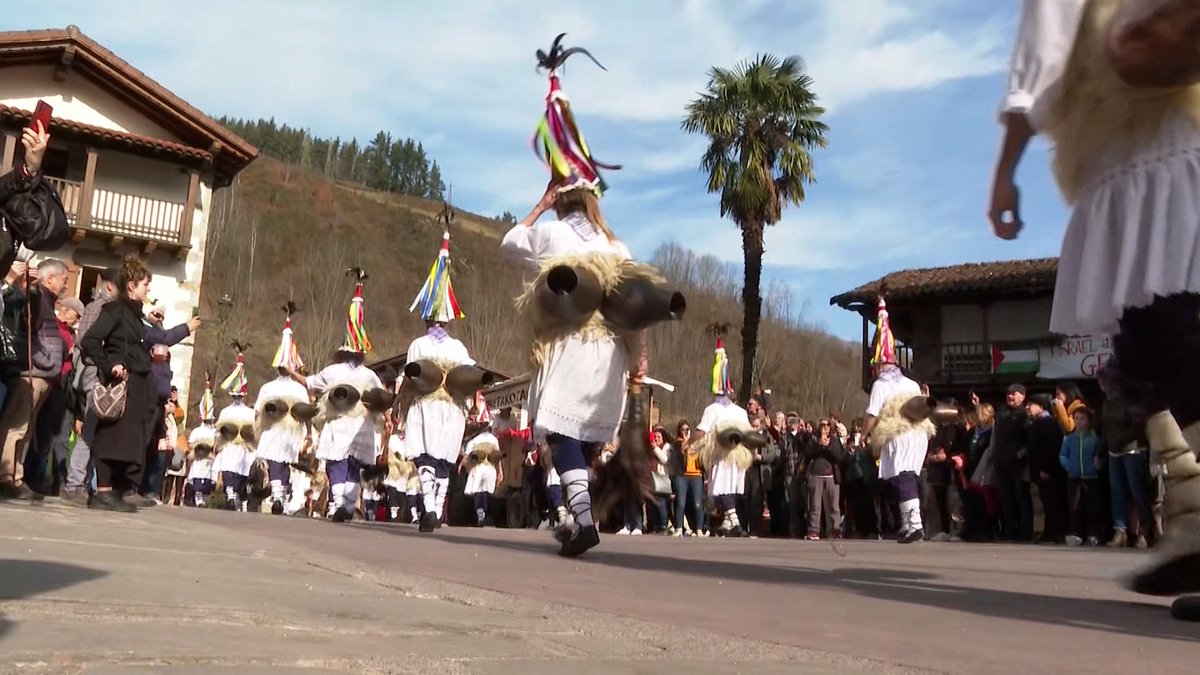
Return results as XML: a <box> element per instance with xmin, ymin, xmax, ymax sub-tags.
<box><xmin>80</xmin><ymin>255</ymin><xmax>159</xmax><ymax>512</ymax></box>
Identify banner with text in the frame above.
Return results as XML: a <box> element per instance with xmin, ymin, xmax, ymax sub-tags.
<box><xmin>1037</xmin><ymin>335</ymin><xmax>1113</xmax><ymax>380</ymax></box>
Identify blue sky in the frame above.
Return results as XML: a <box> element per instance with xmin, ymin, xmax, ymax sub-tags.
<box><xmin>5</xmin><ymin>0</ymin><xmax>1071</xmax><ymax>342</ymax></box>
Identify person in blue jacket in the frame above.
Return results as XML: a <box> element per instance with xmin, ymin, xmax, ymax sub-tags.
<box><xmin>1060</xmin><ymin>407</ymin><xmax>1103</xmax><ymax>547</ymax></box>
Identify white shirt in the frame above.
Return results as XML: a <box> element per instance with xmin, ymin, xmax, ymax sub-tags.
<box><xmin>307</xmin><ymin>362</ymin><xmax>384</xmax><ymax>463</ymax></box>
<box><xmin>1001</xmin><ymin>0</ymin><xmax>1087</xmax><ymax>129</ymax></box>
<box><xmin>503</xmin><ymin>211</ymin><xmax>633</xmax><ymax>444</ymax></box>
<box><xmin>867</xmin><ymin>367</ymin><xmax>926</xmax><ymax>480</ymax></box>
<box><xmin>697</xmin><ymin>399</ymin><xmax>750</xmax><ymax>434</ymax></box>
<box><xmin>406</xmin><ymin>333</ymin><xmax>475</xmax><ymax>366</ymax></box>
<box><xmin>500</xmin><ymin>212</ymin><xmax>632</xmax><ymax>270</ymax></box>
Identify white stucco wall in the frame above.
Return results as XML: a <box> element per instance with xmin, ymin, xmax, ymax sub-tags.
<box><xmin>38</xmin><ymin>174</ymin><xmax>213</xmax><ymax>422</ymax></box>
<box><xmin>940</xmin><ymin>298</ymin><xmax>1054</xmax><ymax>345</ymax></box>
<box><xmin>0</xmin><ymin>64</ymin><xmax>182</xmax><ymax>141</ymax></box>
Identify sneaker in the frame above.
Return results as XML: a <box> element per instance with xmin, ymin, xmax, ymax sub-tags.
<box><xmin>672</xmin><ymin>530</ymin><xmax>684</xmax><ymax>537</ymax></box>
<box><xmin>616</xmin><ymin>527</ymin><xmax>631</xmax><ymax>535</ymax></box>
<box><xmin>1065</xmin><ymin>535</ymin><xmax>1083</xmax><ymax>547</ymax></box>
<box><xmin>630</xmin><ymin>529</ymin><xmax>643</xmax><ymax>536</ymax></box>
<box><xmin>1127</xmin><ymin>552</ymin><xmax>1200</xmax><ymax>596</ymax></box>
<box><xmin>89</xmin><ymin>491</ymin><xmax>136</xmax><ymax>513</ymax></box>
<box><xmin>1171</xmin><ymin>595</ymin><xmax>1200</xmax><ymax>622</ymax></box>
<box><xmin>60</xmin><ymin>488</ymin><xmax>90</xmax><ymax>508</ymax></box>
<box><xmin>899</xmin><ymin>529</ymin><xmax>924</xmax><ymax>544</ymax></box>
<box><xmin>806</xmin><ymin>533</ymin><xmax>820</xmax><ymax>541</ymax></box>
<box><xmin>271</xmin><ymin>501</ymin><xmax>284</xmax><ymax>516</ymax></box>
<box><xmin>1087</xmin><ymin>536</ymin><xmax>1100</xmax><ymax>547</ymax></box>
<box><xmin>127</xmin><ymin>493</ymin><xmax>157</xmax><ymax>508</ymax></box>
<box><xmin>558</xmin><ymin>525</ymin><xmax>600</xmax><ymax>558</ymax></box>
<box><xmin>1</xmin><ymin>483</ymin><xmax>43</xmax><ymax>501</ymax></box>
<box><xmin>949</xmin><ymin>535</ymin><xmax>963</xmax><ymax>543</ymax></box>
<box><xmin>1108</xmin><ymin>530</ymin><xmax>1128</xmax><ymax>548</ymax></box>
<box><xmin>1135</xmin><ymin>534</ymin><xmax>1149</xmax><ymax>549</ymax></box>
<box><xmin>930</xmin><ymin>532</ymin><xmax>951</xmax><ymax>543</ymax></box>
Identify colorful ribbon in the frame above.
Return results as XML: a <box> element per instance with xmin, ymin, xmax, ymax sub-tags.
<box><xmin>220</xmin><ymin>353</ymin><xmax>248</xmax><ymax>397</ymax></box>
<box><xmin>410</xmin><ymin>230</ymin><xmax>464</xmax><ymax>323</ymax></box>
<box><xmin>530</xmin><ymin>75</ymin><xmax>619</xmax><ymax>196</ymax></box>
<box><xmin>344</xmin><ymin>283</ymin><xmax>372</xmax><ymax>353</ymax></box>
<box><xmin>272</xmin><ymin>315</ymin><xmax>305</xmax><ymax>371</ymax></box>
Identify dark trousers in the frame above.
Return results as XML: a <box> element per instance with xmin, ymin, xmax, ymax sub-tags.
<box><xmin>927</xmin><ymin>483</ymin><xmax>951</xmax><ymax>535</ymax></box>
<box><xmin>96</xmin><ymin>459</ymin><xmax>140</xmax><ymax>496</ymax></box>
<box><xmin>842</xmin><ymin>478</ymin><xmax>878</xmax><ymax>538</ymax></box>
<box><xmin>741</xmin><ymin>466</ymin><xmax>764</xmax><ymax>536</ymax></box>
<box><xmin>1115</xmin><ymin>293</ymin><xmax>1200</xmax><ymax>426</ymax></box>
<box><xmin>1037</xmin><ymin>472</ymin><xmax>1069</xmax><ymax>542</ymax></box>
<box><xmin>994</xmin><ymin>468</ymin><xmax>1032</xmax><ymax>541</ymax></box>
<box><xmin>784</xmin><ymin>474</ymin><xmax>806</xmax><ymax>537</ymax></box>
<box><xmin>1068</xmin><ymin>478</ymin><xmax>1105</xmax><ymax>539</ymax></box>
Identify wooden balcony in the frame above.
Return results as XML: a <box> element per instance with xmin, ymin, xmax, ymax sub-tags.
<box><xmin>45</xmin><ymin>173</ymin><xmax>197</xmax><ymax>258</ymax></box>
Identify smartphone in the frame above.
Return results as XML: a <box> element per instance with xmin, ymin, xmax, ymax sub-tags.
<box><xmin>30</xmin><ymin>100</ymin><xmax>52</xmax><ymax>133</ymax></box>
<box><xmin>192</xmin><ymin>306</ymin><xmax>200</xmax><ymax>317</ymax></box>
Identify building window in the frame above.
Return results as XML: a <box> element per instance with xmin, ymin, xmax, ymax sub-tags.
<box><xmin>77</xmin><ymin>265</ymin><xmax>105</xmax><ymax>302</ymax></box>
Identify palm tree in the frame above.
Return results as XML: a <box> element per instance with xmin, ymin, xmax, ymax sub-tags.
<box><xmin>683</xmin><ymin>53</ymin><xmax>828</xmax><ymax>403</ymax></box>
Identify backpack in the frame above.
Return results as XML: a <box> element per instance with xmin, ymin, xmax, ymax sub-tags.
<box><xmin>62</xmin><ymin>346</ymin><xmax>87</xmax><ymax>418</ymax></box>
<box><xmin>0</xmin><ymin>174</ymin><xmax>70</xmax><ymax>252</ymax></box>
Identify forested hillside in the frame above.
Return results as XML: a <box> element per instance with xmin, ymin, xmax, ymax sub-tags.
<box><xmin>191</xmin><ymin>152</ymin><xmax>866</xmax><ymax>423</ymax></box>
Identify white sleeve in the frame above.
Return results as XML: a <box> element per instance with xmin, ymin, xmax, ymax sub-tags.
<box><xmin>866</xmin><ymin>380</ymin><xmax>887</xmax><ymax>417</ymax></box>
<box><xmin>697</xmin><ymin>406</ymin><xmax>717</xmax><ymax>433</ymax></box>
<box><xmin>306</xmin><ymin>368</ymin><xmax>330</xmax><ymax>395</ymax></box>
<box><xmin>653</xmin><ymin>443</ymin><xmax>671</xmax><ymax>464</ymax></box>
<box><xmin>455</xmin><ymin>340</ymin><xmax>476</xmax><ymax>366</ymax></box>
<box><xmin>500</xmin><ymin>223</ymin><xmax>540</xmax><ymax>270</ymax></box>
<box><xmin>1000</xmin><ymin>0</ymin><xmax>1087</xmax><ymax>124</ymax></box>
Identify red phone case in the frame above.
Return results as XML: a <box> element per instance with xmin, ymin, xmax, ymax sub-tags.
<box><xmin>30</xmin><ymin>100</ymin><xmax>53</xmax><ymax>132</ymax></box>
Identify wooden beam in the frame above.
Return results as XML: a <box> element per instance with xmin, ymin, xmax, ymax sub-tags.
<box><xmin>78</xmin><ymin>148</ymin><xmax>98</xmax><ymax>230</ymax></box>
<box><xmin>54</xmin><ymin>45</ymin><xmax>77</xmax><ymax>83</ymax></box>
<box><xmin>178</xmin><ymin>169</ymin><xmax>199</xmax><ymax>247</ymax></box>
<box><xmin>141</xmin><ymin>240</ymin><xmax>158</xmax><ymax>255</ymax></box>
<box><xmin>173</xmin><ymin>245</ymin><xmax>191</xmax><ymax>261</ymax></box>
<box><xmin>107</xmin><ymin>235</ymin><xmax>124</xmax><ymax>253</ymax></box>
<box><xmin>70</xmin><ymin>228</ymin><xmax>86</xmax><ymax>245</ymax></box>
<box><xmin>1</xmin><ymin>132</ymin><xmax>16</xmax><ymax>174</ymax></box>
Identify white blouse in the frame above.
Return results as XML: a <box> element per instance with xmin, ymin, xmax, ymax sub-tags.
<box><xmin>1001</xmin><ymin>0</ymin><xmax>1087</xmax><ymax>129</ymax></box>
<box><xmin>500</xmin><ymin>212</ymin><xmax>631</xmax><ymax>270</ymax></box>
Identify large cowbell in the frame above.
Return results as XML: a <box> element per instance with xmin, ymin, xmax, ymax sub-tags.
<box><xmin>535</xmin><ymin>263</ymin><xmax>687</xmax><ymax>331</ymax></box>
<box><xmin>536</xmin><ymin>264</ymin><xmax>604</xmax><ymax>327</ymax></box>
<box><xmin>404</xmin><ymin>360</ymin><xmax>444</xmax><ymax>395</ymax></box>
<box><xmin>601</xmin><ymin>278</ymin><xmax>686</xmax><ymax>331</ymax></box>
<box><xmin>444</xmin><ymin>365</ymin><xmax>495</xmax><ymax>399</ymax></box>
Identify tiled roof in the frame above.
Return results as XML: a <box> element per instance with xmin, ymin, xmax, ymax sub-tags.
<box><xmin>0</xmin><ymin>104</ymin><xmax>212</xmax><ymax>165</ymax></box>
<box><xmin>0</xmin><ymin>26</ymin><xmax>256</xmax><ymax>184</ymax></box>
<box><xmin>830</xmin><ymin>257</ymin><xmax>1059</xmax><ymax>310</ymax></box>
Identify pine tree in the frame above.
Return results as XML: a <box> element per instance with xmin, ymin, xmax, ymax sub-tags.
<box><xmin>427</xmin><ymin>161</ymin><xmax>445</xmax><ymax>201</ymax></box>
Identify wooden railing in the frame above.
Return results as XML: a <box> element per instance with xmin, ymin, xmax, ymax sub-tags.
<box><xmin>939</xmin><ymin>342</ymin><xmax>993</xmax><ymax>383</ymax></box>
<box><xmin>44</xmin><ymin>175</ymin><xmax>186</xmax><ymax>245</ymax></box>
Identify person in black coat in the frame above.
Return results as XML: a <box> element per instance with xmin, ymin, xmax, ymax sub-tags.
<box><xmin>803</xmin><ymin>419</ymin><xmax>845</xmax><ymax>539</ymax></box>
<box><xmin>79</xmin><ymin>255</ymin><xmax>159</xmax><ymax>513</ymax></box>
<box><xmin>1026</xmin><ymin>395</ymin><xmax>1067</xmax><ymax>543</ymax></box>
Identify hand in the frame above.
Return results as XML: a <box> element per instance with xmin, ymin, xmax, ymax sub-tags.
<box><xmin>111</xmin><ymin>364</ymin><xmax>127</xmax><ymax>381</ymax></box>
<box><xmin>631</xmin><ymin>351</ymin><xmax>648</xmax><ymax>385</ymax></box>
<box><xmin>970</xmin><ymin>391</ymin><xmax>980</xmax><ymax>408</ymax></box>
<box><xmin>74</xmin><ymin>418</ymin><xmax>83</xmax><ymax>435</ymax></box>
<box><xmin>1040</xmin><ymin>471</ymin><xmax>1049</xmax><ymax>481</ymax></box>
<box><xmin>1094</xmin><ymin>456</ymin><xmax>1103</xmax><ymax>470</ymax></box>
<box><xmin>5</xmin><ymin>261</ymin><xmax>26</xmax><ymax>285</ymax></box>
<box><xmin>186</xmin><ymin>316</ymin><xmax>202</xmax><ymax>333</ymax></box>
<box><xmin>537</xmin><ymin>180</ymin><xmax>559</xmax><ymax>211</ymax></box>
<box><xmin>21</xmin><ymin>123</ymin><xmax>49</xmax><ymax>176</ymax></box>
<box><xmin>988</xmin><ymin>172</ymin><xmax>1023</xmax><ymax>240</ymax></box>
<box><xmin>934</xmin><ymin>449</ymin><xmax>947</xmax><ymax>462</ymax></box>
<box><xmin>951</xmin><ymin>455</ymin><xmax>964</xmax><ymax>470</ymax></box>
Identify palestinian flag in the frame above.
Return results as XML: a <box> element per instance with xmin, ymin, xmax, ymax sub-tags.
<box><xmin>992</xmin><ymin>346</ymin><xmax>1039</xmax><ymax>374</ymax></box>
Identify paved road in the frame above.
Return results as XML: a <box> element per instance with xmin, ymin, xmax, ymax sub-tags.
<box><xmin>1</xmin><ymin>500</ymin><xmax>1196</xmax><ymax>674</ymax></box>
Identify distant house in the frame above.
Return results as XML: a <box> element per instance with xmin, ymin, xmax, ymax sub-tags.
<box><xmin>830</xmin><ymin>258</ymin><xmax>1111</xmax><ymax>399</ymax></box>
<box><xmin>0</xmin><ymin>26</ymin><xmax>257</xmax><ymax>413</ymax></box>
